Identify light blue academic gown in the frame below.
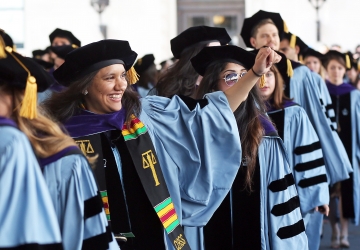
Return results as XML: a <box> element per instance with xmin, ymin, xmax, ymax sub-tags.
<box><xmin>137</xmin><ymin>92</ymin><xmax>241</xmax><ymax>249</ymax></box>
<box><xmin>41</xmin><ymin>149</ymin><xmax>119</xmax><ymax>250</ymax></box>
<box><xmin>0</xmin><ymin>123</ymin><xmax>63</xmax><ymax>249</ymax></box>
<box><xmin>350</xmin><ymin>90</ymin><xmax>360</xmax><ymax>225</ymax></box>
<box><xmin>268</xmin><ymin>105</ymin><xmax>329</xmax><ymax>250</ymax></box>
<box><xmin>184</xmin><ymin>133</ymin><xmax>309</xmax><ymax>250</ymax></box>
<box><xmin>288</xmin><ymin>66</ymin><xmax>352</xmax><ymax>185</ymax></box>
<box><xmin>259</xmin><ymin>136</ymin><xmax>308</xmax><ymax>250</ymax></box>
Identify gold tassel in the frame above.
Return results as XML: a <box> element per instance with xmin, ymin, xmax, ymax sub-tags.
<box><xmin>0</xmin><ymin>36</ymin><xmax>6</xmax><ymax>59</ymax></box>
<box><xmin>13</xmin><ymin>44</ymin><xmax>17</xmax><ymax>52</ymax></box>
<box><xmin>127</xmin><ymin>66</ymin><xmax>139</xmax><ymax>84</ymax></box>
<box><xmin>357</xmin><ymin>61</ymin><xmax>360</xmax><ymax>72</ymax></box>
<box><xmin>289</xmin><ymin>34</ymin><xmax>296</xmax><ymax>49</ymax></box>
<box><xmin>299</xmin><ymin>55</ymin><xmax>304</xmax><ymax>64</ymax></box>
<box><xmin>345</xmin><ymin>54</ymin><xmax>351</xmax><ymax>69</ymax></box>
<box><xmin>259</xmin><ymin>75</ymin><xmax>266</xmax><ymax>88</ymax></box>
<box><xmin>287</xmin><ymin>59</ymin><xmax>294</xmax><ymax>77</ymax></box>
<box><xmin>283</xmin><ymin>21</ymin><xmax>289</xmax><ymax>33</ymax></box>
<box><xmin>71</xmin><ymin>44</ymin><xmax>79</xmax><ymax>48</ymax></box>
<box><xmin>19</xmin><ymin>76</ymin><xmax>38</xmax><ymax>119</ymax></box>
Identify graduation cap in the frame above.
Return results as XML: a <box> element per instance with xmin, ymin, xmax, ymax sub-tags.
<box><xmin>50</xmin><ymin>44</ymin><xmax>78</xmax><ymax>60</ymax></box>
<box><xmin>134</xmin><ymin>54</ymin><xmax>155</xmax><ymax>74</ymax></box>
<box><xmin>344</xmin><ymin>51</ymin><xmax>360</xmax><ymax>71</ymax></box>
<box><xmin>0</xmin><ymin>39</ymin><xmax>53</xmax><ymax>119</ymax></box>
<box><xmin>302</xmin><ymin>48</ymin><xmax>324</xmax><ymax>61</ymax></box>
<box><xmin>171</xmin><ymin>26</ymin><xmax>231</xmax><ymax>59</ymax></box>
<box><xmin>240</xmin><ymin>10</ymin><xmax>285</xmax><ymax>48</ymax></box>
<box><xmin>0</xmin><ymin>29</ymin><xmax>15</xmax><ymax>51</ymax></box>
<box><xmin>282</xmin><ymin>32</ymin><xmax>309</xmax><ymax>61</ymax></box>
<box><xmin>321</xmin><ymin>50</ymin><xmax>352</xmax><ymax>70</ymax></box>
<box><xmin>32</xmin><ymin>49</ymin><xmax>48</xmax><ymax>58</ymax></box>
<box><xmin>54</xmin><ymin>39</ymin><xmax>138</xmax><ymax>86</ymax></box>
<box><xmin>190</xmin><ymin>45</ymin><xmax>256</xmax><ymax>75</ymax></box>
<box><xmin>49</xmin><ymin>28</ymin><xmax>81</xmax><ymax>47</ymax></box>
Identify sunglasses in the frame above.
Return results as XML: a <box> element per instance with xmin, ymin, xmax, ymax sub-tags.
<box><xmin>222</xmin><ymin>72</ymin><xmax>247</xmax><ymax>86</ymax></box>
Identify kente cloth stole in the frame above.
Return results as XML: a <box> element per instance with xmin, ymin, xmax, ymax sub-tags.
<box><xmin>76</xmin><ymin>115</ymin><xmax>191</xmax><ymax>250</ymax></box>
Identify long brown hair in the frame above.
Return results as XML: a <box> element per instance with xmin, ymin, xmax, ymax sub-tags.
<box><xmin>196</xmin><ymin>61</ymin><xmax>264</xmax><ymax>192</ymax></box>
<box><xmin>0</xmin><ymin>84</ymin><xmax>77</xmax><ymax>158</ymax></box>
<box><xmin>156</xmin><ymin>42</ymin><xmax>208</xmax><ymax>98</ymax></box>
<box><xmin>43</xmin><ymin>70</ymin><xmax>141</xmax><ymax>124</ymax></box>
<box><xmin>270</xmin><ymin>65</ymin><xmax>293</xmax><ymax>110</ymax></box>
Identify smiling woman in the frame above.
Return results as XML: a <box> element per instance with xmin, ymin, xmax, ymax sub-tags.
<box><xmin>43</xmin><ymin>39</ymin><xmax>279</xmax><ymax>250</ymax></box>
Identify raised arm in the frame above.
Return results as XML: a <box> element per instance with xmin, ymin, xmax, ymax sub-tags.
<box><xmin>224</xmin><ymin>47</ymin><xmax>281</xmax><ymax>111</ymax></box>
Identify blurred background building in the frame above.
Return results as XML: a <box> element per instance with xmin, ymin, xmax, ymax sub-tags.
<box><xmin>1</xmin><ymin>0</ymin><xmax>359</xmax><ymax>62</ymax></box>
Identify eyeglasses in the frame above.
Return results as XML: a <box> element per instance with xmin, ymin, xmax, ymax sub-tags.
<box><xmin>222</xmin><ymin>72</ymin><xmax>247</xmax><ymax>86</ymax></box>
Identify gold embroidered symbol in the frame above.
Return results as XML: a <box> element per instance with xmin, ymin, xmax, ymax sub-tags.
<box><xmin>174</xmin><ymin>234</ymin><xmax>186</xmax><ymax>250</ymax></box>
<box><xmin>142</xmin><ymin>150</ymin><xmax>160</xmax><ymax>186</ymax></box>
<box><xmin>75</xmin><ymin>140</ymin><xmax>95</xmax><ymax>154</ymax></box>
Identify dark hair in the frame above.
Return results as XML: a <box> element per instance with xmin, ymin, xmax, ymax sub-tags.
<box><xmin>42</xmin><ymin>70</ymin><xmax>141</xmax><ymax>124</ymax></box>
<box><xmin>156</xmin><ymin>42</ymin><xmax>207</xmax><ymax>98</ymax></box>
<box><xmin>323</xmin><ymin>54</ymin><xmax>346</xmax><ymax>70</ymax></box>
<box><xmin>196</xmin><ymin>61</ymin><xmax>264</xmax><ymax>192</ymax></box>
<box><xmin>250</xmin><ymin>19</ymin><xmax>276</xmax><ymax>38</ymax></box>
<box><xmin>269</xmin><ymin>65</ymin><xmax>293</xmax><ymax>109</ymax></box>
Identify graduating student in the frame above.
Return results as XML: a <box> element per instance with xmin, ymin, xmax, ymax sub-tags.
<box><xmin>132</xmin><ymin>54</ymin><xmax>158</xmax><ymax>97</ymax></box>
<box><xmin>322</xmin><ymin>50</ymin><xmax>360</xmax><ymax>249</ymax></box>
<box><xmin>345</xmin><ymin>51</ymin><xmax>360</xmax><ymax>87</ymax></box>
<box><xmin>257</xmin><ymin>51</ymin><xmax>329</xmax><ymax>250</ymax></box>
<box><xmin>302</xmin><ymin>47</ymin><xmax>326</xmax><ymax>80</ymax></box>
<box><xmin>32</xmin><ymin>48</ymin><xmax>55</xmax><ymax>71</ymax></box>
<box><xmin>192</xmin><ymin>45</ymin><xmax>308</xmax><ymax>250</ymax></box>
<box><xmin>151</xmin><ymin>25</ymin><xmax>231</xmax><ymax>98</ymax></box>
<box><xmin>43</xmin><ymin>39</ymin><xmax>280</xmax><ymax>250</ymax></box>
<box><xmin>240</xmin><ymin>10</ymin><xmax>352</xmax><ymax>185</ymax></box>
<box><xmin>38</xmin><ymin>45</ymin><xmax>79</xmax><ymax>103</ymax></box>
<box><xmin>0</xmin><ymin>41</ymin><xmax>63</xmax><ymax>250</ymax></box>
<box><xmin>0</xmin><ymin>42</ymin><xmax>117</xmax><ymax>250</ymax></box>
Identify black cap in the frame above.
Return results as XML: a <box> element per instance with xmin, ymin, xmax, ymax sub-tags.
<box><xmin>49</xmin><ymin>28</ymin><xmax>81</xmax><ymax>47</ymax></box>
<box><xmin>0</xmin><ymin>49</ymin><xmax>53</xmax><ymax>92</ymax></box>
<box><xmin>302</xmin><ymin>48</ymin><xmax>324</xmax><ymax>61</ymax></box>
<box><xmin>322</xmin><ymin>50</ymin><xmax>352</xmax><ymax>70</ymax></box>
<box><xmin>282</xmin><ymin>32</ymin><xmax>308</xmax><ymax>56</ymax></box>
<box><xmin>54</xmin><ymin>40</ymin><xmax>138</xmax><ymax>86</ymax></box>
<box><xmin>32</xmin><ymin>49</ymin><xmax>48</xmax><ymax>58</ymax></box>
<box><xmin>190</xmin><ymin>45</ymin><xmax>256</xmax><ymax>76</ymax></box>
<box><xmin>134</xmin><ymin>54</ymin><xmax>155</xmax><ymax>73</ymax></box>
<box><xmin>0</xmin><ymin>29</ymin><xmax>14</xmax><ymax>49</ymax></box>
<box><xmin>50</xmin><ymin>45</ymin><xmax>78</xmax><ymax>60</ymax></box>
<box><xmin>345</xmin><ymin>51</ymin><xmax>359</xmax><ymax>70</ymax></box>
<box><xmin>240</xmin><ymin>10</ymin><xmax>285</xmax><ymax>48</ymax></box>
<box><xmin>171</xmin><ymin>26</ymin><xmax>231</xmax><ymax>59</ymax></box>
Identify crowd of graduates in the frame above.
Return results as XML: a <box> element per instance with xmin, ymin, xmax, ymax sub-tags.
<box><xmin>0</xmin><ymin>9</ymin><xmax>359</xmax><ymax>250</ymax></box>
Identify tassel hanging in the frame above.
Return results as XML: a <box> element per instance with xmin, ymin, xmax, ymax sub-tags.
<box><xmin>287</xmin><ymin>59</ymin><xmax>294</xmax><ymax>77</ymax></box>
<box><xmin>0</xmin><ymin>36</ymin><xmax>6</xmax><ymax>59</ymax></box>
<box><xmin>259</xmin><ymin>75</ymin><xmax>266</xmax><ymax>88</ymax></box>
<box><xmin>299</xmin><ymin>55</ymin><xmax>304</xmax><ymax>64</ymax></box>
<box><xmin>289</xmin><ymin>34</ymin><xmax>296</xmax><ymax>49</ymax></box>
<box><xmin>345</xmin><ymin>54</ymin><xmax>351</xmax><ymax>69</ymax></box>
<box><xmin>72</xmin><ymin>44</ymin><xmax>79</xmax><ymax>49</ymax></box>
<box><xmin>283</xmin><ymin>21</ymin><xmax>289</xmax><ymax>33</ymax></box>
<box><xmin>357</xmin><ymin>61</ymin><xmax>360</xmax><ymax>72</ymax></box>
<box><xmin>127</xmin><ymin>66</ymin><xmax>139</xmax><ymax>84</ymax></box>
<box><xmin>19</xmin><ymin>76</ymin><xmax>38</xmax><ymax>119</ymax></box>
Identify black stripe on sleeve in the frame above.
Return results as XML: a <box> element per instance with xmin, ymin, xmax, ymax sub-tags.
<box><xmin>268</xmin><ymin>174</ymin><xmax>295</xmax><ymax>192</ymax></box>
<box><xmin>330</xmin><ymin>116</ymin><xmax>336</xmax><ymax>123</ymax></box>
<box><xmin>84</xmin><ymin>192</ymin><xmax>104</xmax><ymax>220</ymax></box>
<box><xmin>82</xmin><ymin>231</ymin><xmax>109</xmax><ymax>250</ymax></box>
<box><xmin>330</xmin><ymin>125</ymin><xmax>336</xmax><ymax>131</ymax></box>
<box><xmin>298</xmin><ymin>174</ymin><xmax>328</xmax><ymax>188</ymax></box>
<box><xmin>319</xmin><ymin>99</ymin><xmax>324</xmax><ymax>106</ymax></box>
<box><xmin>271</xmin><ymin>196</ymin><xmax>301</xmax><ymax>217</ymax></box>
<box><xmin>277</xmin><ymin>219</ymin><xmax>305</xmax><ymax>239</ymax></box>
<box><xmin>0</xmin><ymin>243</ymin><xmax>63</xmax><ymax>250</ymax></box>
<box><xmin>294</xmin><ymin>157</ymin><xmax>325</xmax><ymax>172</ymax></box>
<box><xmin>294</xmin><ymin>141</ymin><xmax>322</xmax><ymax>155</ymax></box>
